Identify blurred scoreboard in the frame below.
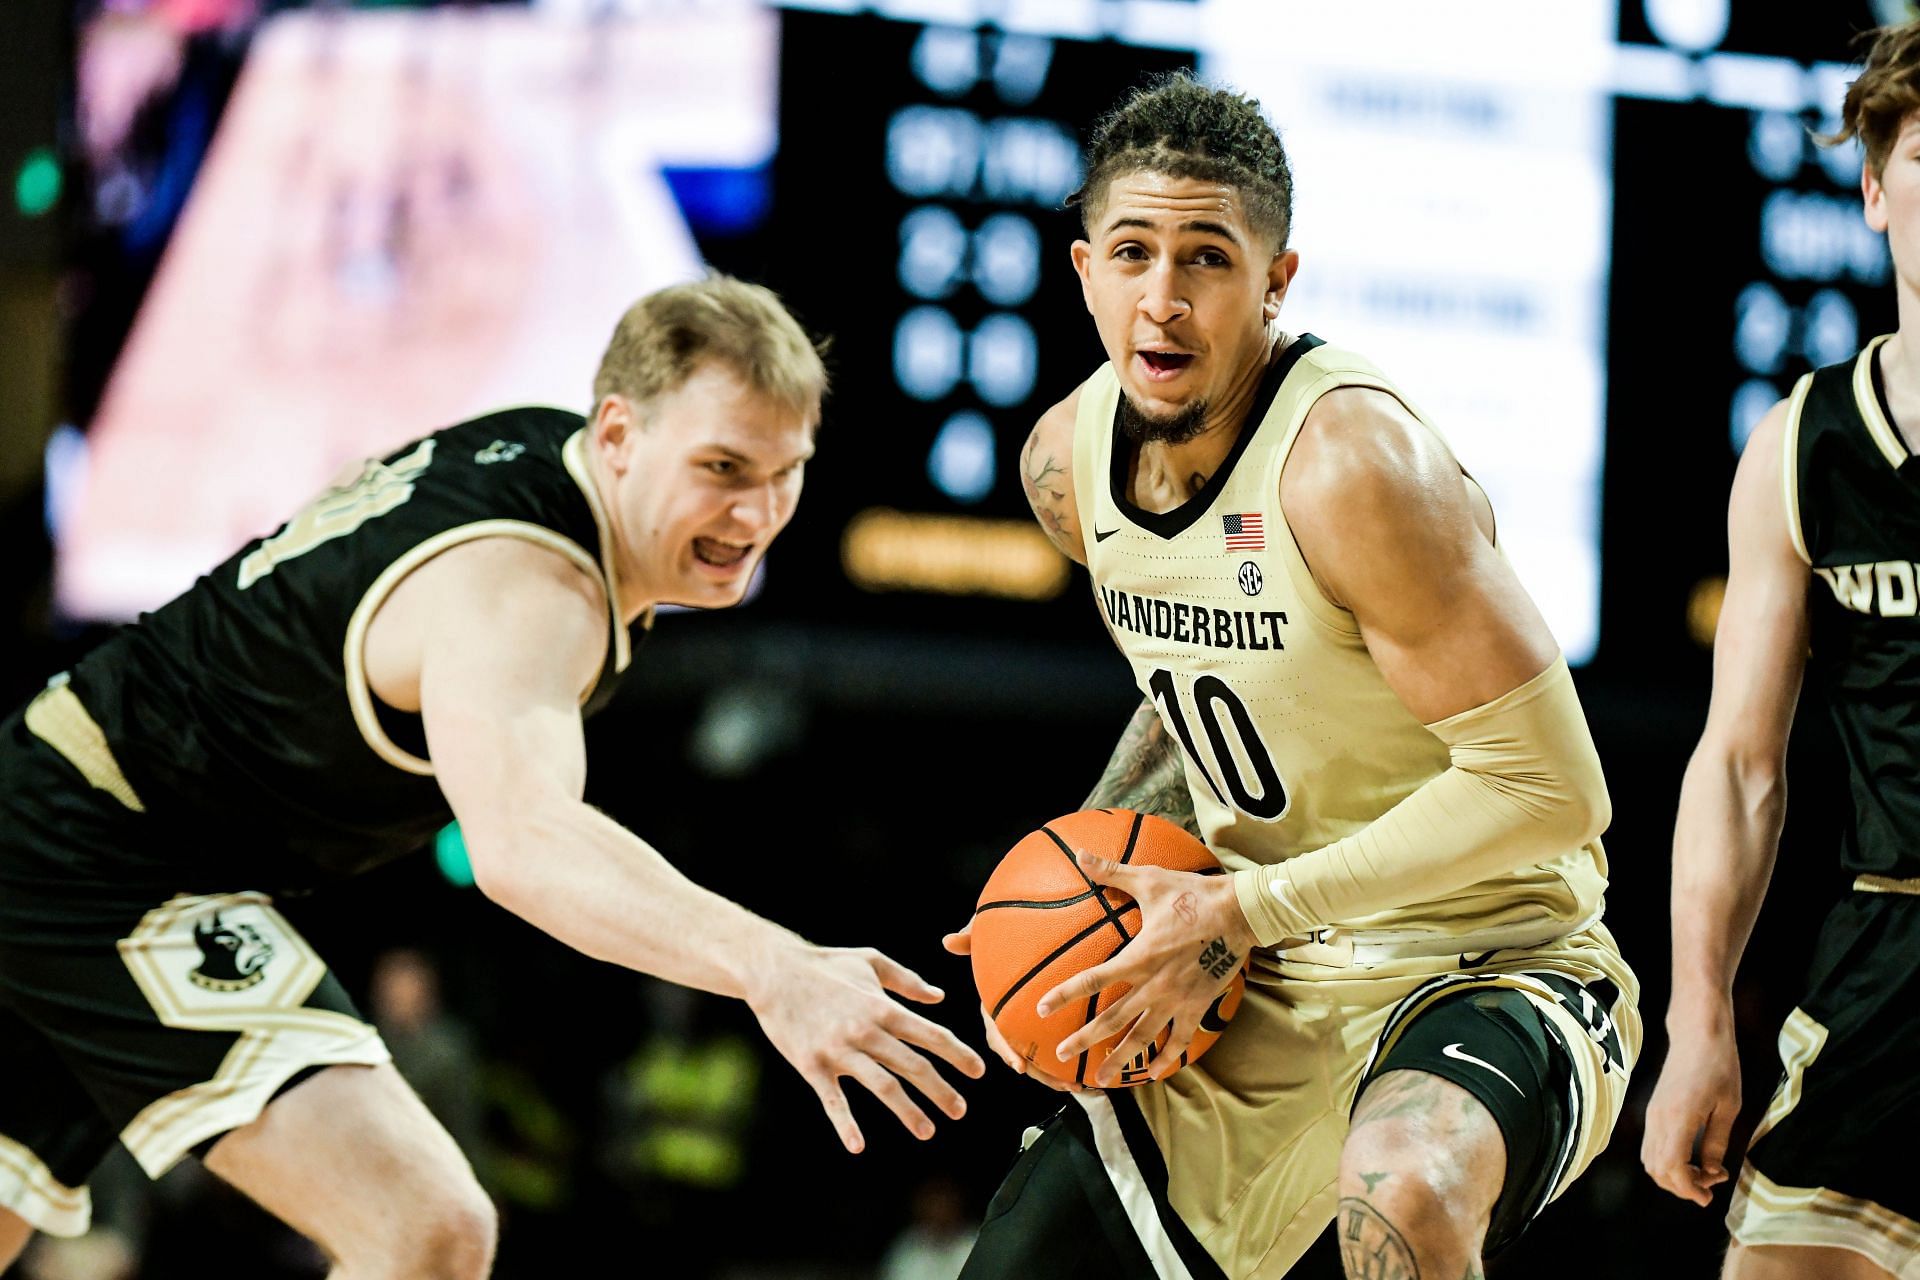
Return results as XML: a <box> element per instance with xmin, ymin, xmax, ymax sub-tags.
<box><xmin>50</xmin><ymin>0</ymin><xmax>1915</xmax><ymax>684</ymax></box>
<box><xmin>1600</xmin><ymin>1</ymin><xmax>1897</xmax><ymax>681</ymax></box>
<box><xmin>762</xmin><ymin>11</ymin><xmax>1188</xmax><ymax>637</ymax></box>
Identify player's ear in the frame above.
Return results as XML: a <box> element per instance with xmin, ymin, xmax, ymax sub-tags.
<box><xmin>1264</xmin><ymin>249</ymin><xmax>1299</xmax><ymax>321</ymax></box>
<box><xmin>1071</xmin><ymin>240</ymin><xmax>1095</xmax><ymax>314</ymax></box>
<box><xmin>593</xmin><ymin>394</ymin><xmax>637</xmax><ymax>471</ymax></box>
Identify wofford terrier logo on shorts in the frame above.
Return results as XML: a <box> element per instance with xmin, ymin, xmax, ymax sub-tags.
<box><xmin>189</xmin><ymin>913</ymin><xmax>276</xmax><ymax>992</ymax></box>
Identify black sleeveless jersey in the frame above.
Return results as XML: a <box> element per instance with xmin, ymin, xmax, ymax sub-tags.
<box><xmin>58</xmin><ymin>407</ymin><xmax>642</xmax><ymax>883</ymax></box>
<box><xmin>1791</xmin><ymin>335</ymin><xmax>1920</xmax><ymax>882</ymax></box>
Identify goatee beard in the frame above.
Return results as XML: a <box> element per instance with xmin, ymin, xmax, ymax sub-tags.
<box><xmin>1118</xmin><ymin>394</ymin><xmax>1210</xmax><ymax>446</ymax></box>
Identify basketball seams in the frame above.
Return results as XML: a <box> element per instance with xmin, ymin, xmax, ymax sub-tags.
<box><xmin>989</xmin><ymin>914</ymin><xmax>1123</xmax><ymax>1019</ymax></box>
<box><xmin>1118</xmin><ymin>811</ymin><xmax>1145</xmax><ymax>864</ymax></box>
<box><xmin>1038</xmin><ymin>822</ymin><xmax>1134</xmax><ymax>946</ymax></box>
<box><xmin>974</xmin><ymin>889</ymin><xmax>1104</xmax><ymax>913</ymax></box>
<box><xmin>975</xmin><ymin>808</ymin><xmax>1242</xmax><ymax>1088</ymax></box>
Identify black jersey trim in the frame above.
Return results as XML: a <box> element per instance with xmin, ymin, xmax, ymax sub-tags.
<box><xmin>1106</xmin><ymin>334</ymin><xmax>1324</xmax><ymax>541</ymax></box>
<box><xmin>561</xmin><ymin>430</ymin><xmax>646</xmax><ymax>665</ymax></box>
<box><xmin>1854</xmin><ymin>335</ymin><xmax>1907</xmax><ymax>470</ymax></box>
<box><xmin>342</xmin><ymin>520</ymin><xmax>606</xmax><ymax>776</ymax></box>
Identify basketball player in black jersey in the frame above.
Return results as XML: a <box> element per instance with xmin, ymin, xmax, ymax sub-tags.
<box><xmin>1642</xmin><ymin>23</ymin><xmax>1920</xmax><ymax>1280</ymax></box>
<box><xmin>0</xmin><ymin>275</ymin><xmax>983</xmax><ymax>1273</ymax></box>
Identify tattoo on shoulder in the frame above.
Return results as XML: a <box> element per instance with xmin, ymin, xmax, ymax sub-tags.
<box><xmin>1021</xmin><ymin>433</ymin><xmax>1076</xmax><ymax>553</ymax></box>
<box><xmin>1339</xmin><ymin>1197</ymin><xmax>1421</xmax><ymax>1280</ymax></box>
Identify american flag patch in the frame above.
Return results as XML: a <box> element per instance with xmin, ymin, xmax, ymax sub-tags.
<box><xmin>1223</xmin><ymin>512</ymin><xmax>1265</xmax><ymax>551</ymax></box>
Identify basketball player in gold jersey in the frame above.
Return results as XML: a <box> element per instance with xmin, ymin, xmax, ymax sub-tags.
<box><xmin>946</xmin><ymin>75</ymin><xmax>1639</xmax><ymax>1279</ymax></box>
<box><xmin>1643</xmin><ymin>22</ymin><xmax>1920</xmax><ymax>1279</ymax></box>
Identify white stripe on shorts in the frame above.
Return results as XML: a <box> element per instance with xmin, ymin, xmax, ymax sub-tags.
<box><xmin>1076</xmin><ymin>1092</ymin><xmax>1198</xmax><ymax>1280</ymax></box>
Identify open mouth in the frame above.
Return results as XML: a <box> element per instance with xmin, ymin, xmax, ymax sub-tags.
<box><xmin>1138</xmin><ymin>351</ymin><xmax>1195</xmax><ymax>378</ymax></box>
<box><xmin>693</xmin><ymin>538</ymin><xmax>752</xmax><ymax>569</ymax></box>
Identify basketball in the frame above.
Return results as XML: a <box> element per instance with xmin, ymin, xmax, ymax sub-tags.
<box><xmin>970</xmin><ymin>808</ymin><xmax>1247</xmax><ymax>1088</ymax></box>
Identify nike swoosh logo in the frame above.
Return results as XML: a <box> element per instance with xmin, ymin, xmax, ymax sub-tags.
<box><xmin>1442</xmin><ymin>1042</ymin><xmax>1526</xmax><ymax>1097</ymax></box>
<box><xmin>1093</xmin><ymin>528</ymin><xmax>1119</xmax><ymax>542</ymax></box>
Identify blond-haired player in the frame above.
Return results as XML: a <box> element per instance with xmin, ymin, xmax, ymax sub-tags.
<box><xmin>0</xmin><ymin>275</ymin><xmax>983</xmax><ymax>1274</ymax></box>
<box><xmin>1644</xmin><ymin>22</ymin><xmax>1920</xmax><ymax>1280</ymax></box>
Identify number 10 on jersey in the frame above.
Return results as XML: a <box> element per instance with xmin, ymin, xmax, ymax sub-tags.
<box><xmin>1148</xmin><ymin>667</ymin><xmax>1290</xmax><ymax>821</ymax></box>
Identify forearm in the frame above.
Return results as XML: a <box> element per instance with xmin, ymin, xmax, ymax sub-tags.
<box><xmin>1086</xmin><ymin>698</ymin><xmax>1198</xmax><ymax>836</ymax></box>
<box><xmin>476</xmin><ymin>800</ymin><xmax>801</xmax><ymax>998</ymax></box>
<box><xmin>1236</xmin><ymin>658</ymin><xmax>1605</xmax><ymax>945</ymax></box>
<box><xmin>1666</xmin><ymin>745</ymin><xmax>1784</xmax><ymax>1018</ymax></box>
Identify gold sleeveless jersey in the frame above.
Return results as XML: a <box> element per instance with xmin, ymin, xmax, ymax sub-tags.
<box><xmin>1071</xmin><ymin>336</ymin><xmax>1609</xmax><ymax>952</ymax></box>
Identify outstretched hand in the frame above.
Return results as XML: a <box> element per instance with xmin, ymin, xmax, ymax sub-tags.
<box><xmin>1036</xmin><ymin>854</ymin><xmax>1253</xmax><ymax>1087</ymax></box>
<box><xmin>747</xmin><ymin>944</ymin><xmax>986</xmax><ymax>1154</ymax></box>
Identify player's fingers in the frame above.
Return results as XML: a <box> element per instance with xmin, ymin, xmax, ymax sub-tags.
<box><xmin>1152</xmin><ymin>1020</ymin><xmax>1197</xmax><ymax>1080</ymax></box>
<box><xmin>978</xmin><ymin>1007</ymin><xmax>1029</xmax><ymax>1074</ymax></box>
<box><xmin>1093</xmin><ymin>1013</ymin><xmax>1160</xmax><ymax>1087</ymax></box>
<box><xmin>1639</xmin><ymin>1111</ymin><xmax>1701</xmax><ymax>1202</ymax></box>
<box><xmin>807</xmin><ymin>1075</ymin><xmax>866</xmax><ymax>1154</ymax></box>
<box><xmin>888</xmin><ymin>1005</ymin><xmax>987</xmax><ymax>1078</ymax></box>
<box><xmin>847</xmin><ymin>1056</ymin><xmax>937</xmax><ymax>1141</ymax></box>
<box><xmin>1072</xmin><ymin>852</ymin><xmax>1136</xmax><ymax>888</ymax></box>
<box><xmin>1698</xmin><ymin>1097</ymin><xmax>1740</xmax><ymax>1183</ymax></box>
<box><xmin>942</xmin><ymin>921</ymin><xmax>974</xmax><ymax>955</ymax></box>
<box><xmin>1059</xmin><ymin>998</ymin><xmax>1145</xmax><ymax>1063</ymax></box>
<box><xmin>867</xmin><ymin>950</ymin><xmax>945</xmax><ymax>1004</ymax></box>
<box><xmin>1035</xmin><ymin>961</ymin><xmax>1122</xmax><ymax>1018</ymax></box>
<box><xmin>869</xmin><ymin>1036</ymin><xmax>969</xmax><ymax>1121</ymax></box>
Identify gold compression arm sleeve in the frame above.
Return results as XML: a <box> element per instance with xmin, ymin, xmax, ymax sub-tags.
<box><xmin>1232</xmin><ymin>658</ymin><xmax>1607</xmax><ymax>948</ymax></box>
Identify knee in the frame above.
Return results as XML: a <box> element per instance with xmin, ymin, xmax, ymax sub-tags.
<box><xmin>358</xmin><ymin>1174</ymin><xmax>494</xmax><ymax>1280</ymax></box>
<box><xmin>1337</xmin><ymin>1128</ymin><xmax>1495</xmax><ymax>1268</ymax></box>
<box><xmin>1336</xmin><ymin>1163</ymin><xmax>1466</xmax><ymax>1255</ymax></box>
<box><xmin>411</xmin><ymin>1178</ymin><xmax>497</xmax><ymax>1280</ymax></box>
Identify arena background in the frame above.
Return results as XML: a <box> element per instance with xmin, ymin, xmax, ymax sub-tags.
<box><xmin>0</xmin><ymin>0</ymin><xmax>1901</xmax><ymax>1274</ymax></box>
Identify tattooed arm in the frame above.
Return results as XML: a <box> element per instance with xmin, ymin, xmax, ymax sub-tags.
<box><xmin>1021</xmin><ymin>385</ymin><xmax>1088</xmax><ymax>566</ymax></box>
<box><xmin>1084</xmin><ymin>697</ymin><xmax>1199</xmax><ymax>837</ymax></box>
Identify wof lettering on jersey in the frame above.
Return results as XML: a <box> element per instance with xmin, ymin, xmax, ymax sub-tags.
<box><xmin>1816</xmin><ymin>561</ymin><xmax>1920</xmax><ymax>617</ymax></box>
<box><xmin>1099</xmin><ymin>586</ymin><xmax>1287</xmax><ymax>651</ymax></box>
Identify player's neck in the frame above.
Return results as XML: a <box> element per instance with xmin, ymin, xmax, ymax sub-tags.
<box><xmin>585</xmin><ymin>449</ymin><xmax>656</xmax><ymax>621</ymax></box>
<box><xmin>1139</xmin><ymin>333</ymin><xmax>1284</xmax><ymax>499</ymax></box>
<box><xmin>1881</xmin><ymin>322</ymin><xmax>1920</xmax><ymax>455</ymax></box>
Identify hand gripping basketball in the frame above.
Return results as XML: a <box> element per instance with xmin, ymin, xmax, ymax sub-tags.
<box><xmin>967</xmin><ymin>810</ymin><xmax>1251</xmax><ymax>1089</ymax></box>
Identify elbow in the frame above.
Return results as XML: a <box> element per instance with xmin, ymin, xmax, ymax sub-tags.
<box><xmin>1562</xmin><ymin>778</ymin><xmax>1611</xmax><ymax>847</ymax></box>
<box><xmin>463</xmin><ymin>826</ymin><xmax>525</xmax><ymax>908</ymax></box>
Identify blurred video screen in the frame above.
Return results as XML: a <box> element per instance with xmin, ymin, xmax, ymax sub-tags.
<box><xmin>54</xmin><ymin>0</ymin><xmax>1892</xmax><ymax>670</ymax></box>
<box><xmin>55</xmin><ymin>5</ymin><xmax>764</xmax><ymax>618</ymax></box>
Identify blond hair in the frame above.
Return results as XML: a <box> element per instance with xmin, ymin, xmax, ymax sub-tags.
<box><xmin>1825</xmin><ymin>20</ymin><xmax>1920</xmax><ymax>176</ymax></box>
<box><xmin>592</xmin><ymin>275</ymin><xmax>828</xmax><ymax>422</ymax></box>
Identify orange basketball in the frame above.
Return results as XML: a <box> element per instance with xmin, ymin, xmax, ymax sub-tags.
<box><xmin>970</xmin><ymin>808</ymin><xmax>1246</xmax><ymax>1088</ymax></box>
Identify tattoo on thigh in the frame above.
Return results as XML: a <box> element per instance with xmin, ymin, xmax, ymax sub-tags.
<box><xmin>1339</xmin><ymin>1197</ymin><xmax>1421</xmax><ymax>1280</ymax></box>
<box><xmin>1359</xmin><ymin>1171</ymin><xmax>1390</xmax><ymax>1194</ymax></box>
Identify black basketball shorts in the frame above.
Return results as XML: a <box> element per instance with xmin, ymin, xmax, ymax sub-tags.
<box><xmin>0</xmin><ymin>706</ymin><xmax>387</xmax><ymax>1237</ymax></box>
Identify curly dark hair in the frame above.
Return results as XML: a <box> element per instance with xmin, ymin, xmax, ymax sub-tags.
<box><xmin>1822</xmin><ymin>20</ymin><xmax>1920</xmax><ymax>177</ymax></box>
<box><xmin>1069</xmin><ymin>72</ymin><xmax>1294</xmax><ymax>252</ymax></box>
